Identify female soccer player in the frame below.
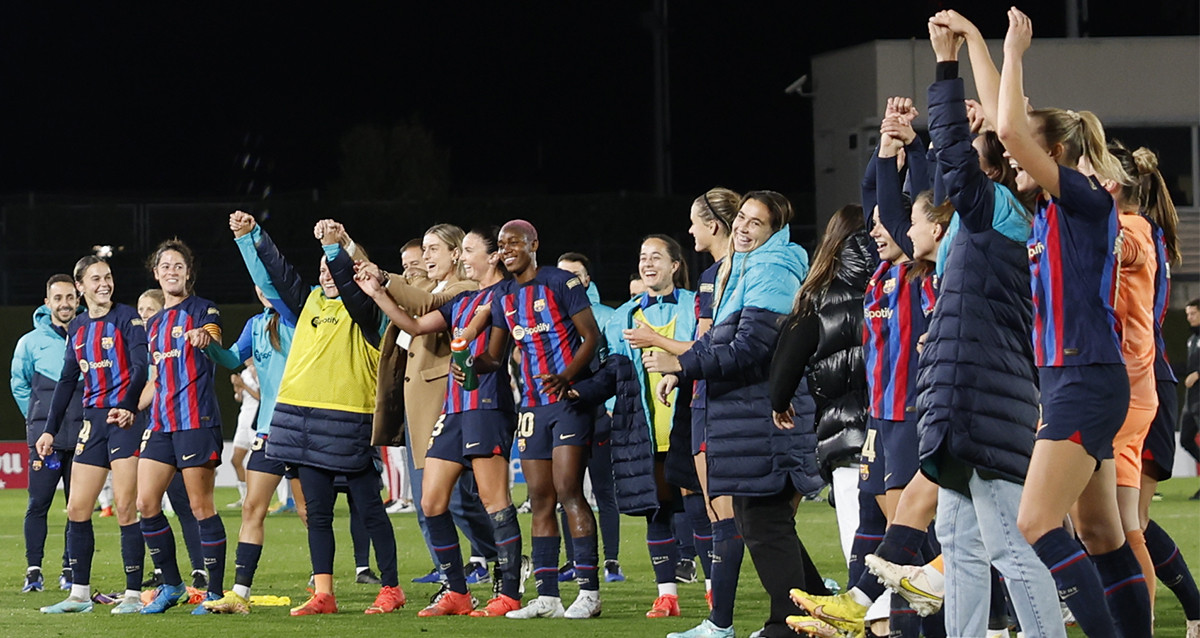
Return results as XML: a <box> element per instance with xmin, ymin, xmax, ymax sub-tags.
<box><xmin>199</xmin><ymin>218</ymin><xmax>305</xmax><ymax>614</ymax></box>
<box><xmin>136</xmin><ymin>240</ymin><xmax>229</xmax><ymax>614</ymax></box>
<box><xmin>651</xmin><ymin>191</ymin><xmax>820</xmax><ymax>638</ymax></box>
<box><xmin>36</xmin><ymin>256</ymin><xmax>147</xmax><ymax>614</ymax></box>
<box><xmin>572</xmin><ymin>234</ymin><xmax>697</xmax><ymax>619</ymax></box>
<box><xmin>468</xmin><ymin>219</ymin><xmax>603</xmax><ymax>620</ymax></box>
<box><xmin>234</xmin><ymin>215</ymin><xmax>400</xmax><ymax>616</ymax></box>
<box><xmin>998</xmin><ymin>9</ymin><xmax>1149</xmax><ymax>637</ymax></box>
<box><xmin>357</xmin><ymin>225</ymin><xmax>523</xmax><ymax>617</ymax></box>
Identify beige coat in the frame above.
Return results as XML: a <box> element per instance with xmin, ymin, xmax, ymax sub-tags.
<box><xmin>370</xmin><ymin>272</ymin><xmax>476</xmax><ymax>469</ymax></box>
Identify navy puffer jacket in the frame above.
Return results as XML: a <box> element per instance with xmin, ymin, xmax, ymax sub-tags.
<box><xmin>680</xmin><ymin>227</ymin><xmax>822</xmax><ymax>498</ymax></box>
<box><xmin>916</xmin><ymin>78</ymin><xmax>1039</xmax><ymax>483</ymax></box>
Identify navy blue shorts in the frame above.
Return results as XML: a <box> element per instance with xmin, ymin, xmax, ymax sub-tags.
<box><xmin>140</xmin><ymin>427</ymin><xmax>224</xmax><ymax>469</ymax></box>
<box><xmin>1141</xmin><ymin>380</ymin><xmax>1178</xmax><ymax>481</ymax></box>
<box><xmin>859</xmin><ymin>417</ymin><xmax>887</xmax><ymax>495</ymax></box>
<box><xmin>426</xmin><ymin>410</ymin><xmax>516</xmax><ymax>467</ymax></box>
<box><xmin>1037</xmin><ymin>364</ymin><xmax>1130</xmax><ymax>463</ymax></box>
<box><xmin>245</xmin><ymin>433</ymin><xmax>294</xmax><ymax>478</ymax></box>
<box><xmin>74</xmin><ymin>407</ymin><xmax>140</xmax><ymax>468</ymax></box>
<box><xmin>515</xmin><ymin>402</ymin><xmax>592</xmax><ymax>461</ymax></box>
<box><xmin>691</xmin><ymin>407</ymin><xmax>707</xmax><ymax>456</ymax></box>
<box><xmin>880</xmin><ymin>414</ymin><xmax>920</xmax><ymax>490</ymax></box>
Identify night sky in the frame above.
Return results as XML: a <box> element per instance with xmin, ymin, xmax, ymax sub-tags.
<box><xmin>2</xmin><ymin>1</ymin><xmax>1195</xmax><ymax>199</ymax></box>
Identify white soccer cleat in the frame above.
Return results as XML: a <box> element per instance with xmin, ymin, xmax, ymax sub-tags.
<box><xmin>864</xmin><ymin>554</ymin><xmax>943</xmax><ymax>617</ymax></box>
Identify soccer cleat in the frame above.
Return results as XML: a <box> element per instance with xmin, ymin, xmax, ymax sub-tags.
<box><xmin>412</xmin><ymin>567</ymin><xmax>442</xmax><ymax>584</ymax></box>
<box><xmin>385</xmin><ymin>499</ymin><xmax>416</xmax><ymax>514</ymax></box>
<box><xmin>100</xmin><ymin>505</ymin><xmax>114</xmax><ymax>517</ymax></box>
<box><xmin>91</xmin><ymin>592</ymin><xmax>118</xmax><ymax>604</ymax></box>
<box><xmin>191</xmin><ymin>569</ymin><xmax>209</xmax><ymax>590</ymax></box>
<box><xmin>290</xmin><ymin>592</ymin><xmax>337</xmax><ymax>616</ymax></box>
<box><xmin>141</xmin><ymin>570</ymin><xmax>163</xmax><ymax>589</ymax></box>
<box><xmin>204</xmin><ymin>591</ymin><xmax>250</xmax><ymax>614</ymax></box>
<box><xmin>515</xmin><ymin>499</ymin><xmax>532</xmax><ymax>514</ymax></box>
<box><xmin>665</xmin><ymin>618</ymin><xmax>736</xmax><ymax>638</ymax></box>
<box><xmin>59</xmin><ymin>568</ymin><xmax>72</xmax><ymax>591</ymax></box>
<box><xmin>356</xmin><ymin>568</ymin><xmax>382</xmax><ymax>585</ymax></box>
<box><xmin>676</xmin><ymin>558</ymin><xmax>698</xmax><ymax>584</ymax></box>
<box><xmin>41</xmin><ymin>596</ymin><xmax>94</xmax><ymax>614</ymax></box>
<box><xmin>490</xmin><ymin>563</ymin><xmax>504</xmax><ymax>597</ymax></box>
<box><xmin>864</xmin><ymin>554</ymin><xmax>943</xmax><ymax>617</ymax></box>
<box><xmin>269</xmin><ymin>498</ymin><xmax>296</xmax><ymax>515</ymax></box>
<box><xmin>464</xmin><ymin>561</ymin><xmax>491</xmax><ymax>585</ymax></box>
<box><xmin>604</xmin><ymin>559</ymin><xmax>625</xmax><ymax>583</ymax></box>
<box><xmin>22</xmin><ymin>568</ymin><xmax>44</xmax><ymax>593</ymax></box>
<box><xmin>470</xmin><ymin>594</ymin><xmax>521</xmax><ymax>617</ymax></box>
<box><xmin>111</xmin><ymin>593</ymin><xmax>144</xmax><ymax>614</ymax></box>
<box><xmin>141</xmin><ymin>583</ymin><xmax>188</xmax><ymax>614</ymax></box>
<box><xmin>563</xmin><ymin>592</ymin><xmax>602</xmax><ymax>619</ymax></box>
<box><xmin>786</xmin><ymin>615</ymin><xmax>863</xmax><ymax>638</ymax></box>
<box><xmin>418</xmin><ymin>589</ymin><xmax>475</xmax><ymax>616</ymax></box>
<box><xmin>227</xmin><ymin>498</ymin><xmax>243</xmax><ymax>509</ymax></box>
<box><xmin>788</xmin><ymin>589</ymin><xmax>867</xmax><ymax>633</ymax></box>
<box><xmin>557</xmin><ymin>562</ymin><xmax>576</xmax><ymax>582</ymax></box>
<box><xmin>365</xmin><ymin>585</ymin><xmax>406</xmax><ymax>614</ymax></box>
<box><xmin>646</xmin><ymin>593</ymin><xmax>680</xmax><ymax>618</ymax></box>
<box><xmin>505</xmin><ymin>595</ymin><xmax>565</xmax><ymax>619</ymax></box>
<box><xmin>191</xmin><ymin>592</ymin><xmax>221</xmax><ymax>615</ymax></box>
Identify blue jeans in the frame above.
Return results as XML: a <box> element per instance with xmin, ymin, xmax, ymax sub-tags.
<box><xmin>936</xmin><ymin>473</ymin><xmax>1066</xmax><ymax>638</ymax></box>
<box><xmin>405</xmin><ymin>442</ymin><xmax>497</xmax><ymax>570</ymax></box>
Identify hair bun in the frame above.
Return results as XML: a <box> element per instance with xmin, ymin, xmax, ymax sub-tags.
<box><xmin>1132</xmin><ymin>147</ymin><xmax>1158</xmax><ymax>175</ymax></box>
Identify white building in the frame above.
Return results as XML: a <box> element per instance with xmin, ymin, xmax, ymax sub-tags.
<box><xmin>811</xmin><ymin>36</ymin><xmax>1200</xmax><ymax>303</ymax></box>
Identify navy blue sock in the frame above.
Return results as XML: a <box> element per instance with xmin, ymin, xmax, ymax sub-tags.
<box><xmin>197</xmin><ymin>515</ymin><xmax>226</xmax><ymax>596</ymax></box>
<box><xmin>140</xmin><ymin>513</ymin><xmax>182</xmax><ymax>585</ymax></box>
<box><xmin>559</xmin><ymin>510</ymin><xmax>574</xmax><ymax>565</ymax></box>
<box><xmin>234</xmin><ymin>542</ymin><xmax>263</xmax><ymax>588</ymax></box>
<box><xmin>850</xmin><ymin>490</ymin><xmax>887</xmax><ymax>589</ymax></box>
<box><xmin>684</xmin><ymin>492</ymin><xmax>713</xmax><ymax>580</ymax></box>
<box><xmin>1145</xmin><ymin>519</ymin><xmax>1200</xmax><ymax>620</ymax></box>
<box><xmin>674</xmin><ymin>510</ymin><xmax>696</xmax><ymax>560</ymax></box>
<box><xmin>709</xmin><ymin>517</ymin><xmax>743</xmax><ymax>629</ymax></box>
<box><xmin>1032</xmin><ymin>528</ymin><xmax>1117</xmax><ymax>638</ymax></box>
<box><xmin>66</xmin><ymin>520</ymin><xmax>94</xmax><ymax>587</ymax></box>
<box><xmin>647</xmin><ymin>515</ymin><xmax>680</xmax><ymax>585</ymax></box>
<box><xmin>119</xmin><ymin>522</ymin><xmax>143</xmax><ymax>592</ymax></box>
<box><xmin>428</xmin><ymin>512</ymin><xmax>467</xmax><ymax>594</ymax></box>
<box><xmin>531</xmin><ymin>536</ymin><xmax>560</xmax><ymax>598</ymax></box>
<box><xmin>889</xmin><ymin>594</ymin><xmax>921</xmax><ymax>637</ymax></box>
<box><xmin>1092</xmin><ymin>542</ymin><xmax>1152</xmax><ymax>637</ymax></box>
<box><xmin>572</xmin><ymin>533</ymin><xmax>600</xmax><ymax>591</ymax></box>
<box><xmin>490</xmin><ymin>506</ymin><xmax>522</xmax><ymax>600</ymax></box>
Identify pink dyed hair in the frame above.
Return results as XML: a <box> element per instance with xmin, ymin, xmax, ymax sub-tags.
<box><xmin>501</xmin><ymin>219</ymin><xmax>538</xmax><ymax>242</ymax></box>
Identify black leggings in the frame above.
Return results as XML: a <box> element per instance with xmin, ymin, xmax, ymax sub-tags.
<box><xmin>297</xmin><ymin>464</ymin><xmax>398</xmax><ymax>587</ymax></box>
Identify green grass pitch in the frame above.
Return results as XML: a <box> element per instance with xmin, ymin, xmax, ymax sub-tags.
<box><xmin>1</xmin><ymin>479</ymin><xmax>1196</xmax><ymax>637</ymax></box>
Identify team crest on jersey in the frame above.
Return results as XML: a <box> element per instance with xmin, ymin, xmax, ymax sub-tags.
<box><xmin>533</xmin><ymin>299</ymin><xmax>546</xmax><ymax>312</ymax></box>
<box><xmin>101</xmin><ymin>336</ymin><xmax>114</xmax><ymax>350</ymax></box>
<box><xmin>565</xmin><ymin>277</ymin><xmax>581</xmax><ymax>289</ymax></box>
<box><xmin>171</xmin><ymin>325</ymin><xmax>184</xmax><ymax>338</ymax></box>
<box><xmin>882</xmin><ymin>278</ymin><xmax>896</xmax><ymax>294</ymax></box>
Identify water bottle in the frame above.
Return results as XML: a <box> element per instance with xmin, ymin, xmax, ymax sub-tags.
<box><xmin>45</xmin><ymin>451</ymin><xmax>61</xmax><ymax>471</ymax></box>
<box><xmin>451</xmin><ymin>338</ymin><xmax>478</xmax><ymax>391</ymax></box>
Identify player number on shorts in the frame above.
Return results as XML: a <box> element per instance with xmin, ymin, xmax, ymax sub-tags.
<box><xmin>431</xmin><ymin>414</ymin><xmax>446</xmax><ymax>438</ymax></box>
<box><xmin>79</xmin><ymin>419</ymin><xmax>92</xmax><ymax>443</ymax></box>
<box><xmin>861</xmin><ymin>428</ymin><xmax>878</xmax><ymax>463</ymax></box>
<box><xmin>140</xmin><ymin>427</ymin><xmax>152</xmax><ymax>454</ymax></box>
<box><xmin>517</xmin><ymin>412</ymin><xmax>535</xmax><ymax>438</ymax></box>
<box><xmin>252</xmin><ymin>436</ymin><xmax>265</xmax><ymax>452</ymax></box>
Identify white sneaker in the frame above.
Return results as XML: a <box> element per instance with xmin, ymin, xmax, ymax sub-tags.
<box><xmin>864</xmin><ymin>554</ymin><xmax>943</xmax><ymax>616</ymax></box>
<box><xmin>563</xmin><ymin>591</ymin><xmax>601</xmax><ymax>619</ymax></box>
<box><xmin>226</xmin><ymin>499</ymin><xmax>243</xmax><ymax>509</ymax></box>
<box><xmin>505</xmin><ymin>595</ymin><xmax>564</xmax><ymax>619</ymax></box>
<box><xmin>386</xmin><ymin>499</ymin><xmax>416</xmax><ymax>514</ymax></box>
<box><xmin>1186</xmin><ymin>619</ymin><xmax>1199</xmax><ymax>638</ymax></box>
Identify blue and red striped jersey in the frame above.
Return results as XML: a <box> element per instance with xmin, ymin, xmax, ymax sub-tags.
<box><xmin>863</xmin><ymin>261</ymin><xmax>931</xmax><ymax>420</ymax></box>
<box><xmin>65</xmin><ymin>304</ymin><xmax>146</xmax><ymax>410</ymax></box>
<box><xmin>491</xmin><ymin>267</ymin><xmax>591</xmax><ymax>407</ymax></box>
<box><xmin>691</xmin><ymin>260</ymin><xmax>721</xmax><ymax>410</ymax></box>
<box><xmin>146</xmin><ymin>295</ymin><xmax>223</xmax><ymax>432</ymax></box>
<box><xmin>1028</xmin><ymin>166</ymin><xmax>1123</xmax><ymax>367</ymax></box>
<box><xmin>1147</xmin><ymin>216</ymin><xmax>1176</xmax><ymax>383</ymax></box>
<box><xmin>438</xmin><ymin>285</ymin><xmax>513</xmax><ymax>414</ymax></box>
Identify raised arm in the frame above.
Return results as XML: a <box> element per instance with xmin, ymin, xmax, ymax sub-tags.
<box><xmin>321</xmin><ymin>226</ymin><xmax>386</xmax><ymax>349</ymax></box>
<box><xmin>932</xmin><ymin>10</ymin><xmax>1000</xmax><ymax>129</ymax></box>
<box><xmin>927</xmin><ymin>73</ymin><xmax>997</xmax><ymax>233</ymax></box>
<box><xmin>357</xmin><ymin>272</ymin><xmax>449</xmax><ymax>337</ymax></box>
<box><xmin>876</xmin><ymin>139</ymin><xmax>916</xmax><ymax>260</ymax></box>
<box><xmin>996</xmin><ymin>8</ymin><xmax>1060</xmax><ymax>197</ymax></box>
<box><xmin>231</xmin><ymin>211</ymin><xmax>305</xmax><ymax>323</ymax></box>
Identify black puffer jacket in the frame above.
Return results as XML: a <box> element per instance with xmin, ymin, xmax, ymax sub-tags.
<box><xmin>770</xmin><ymin>230</ymin><xmax>873</xmax><ymax>480</ymax></box>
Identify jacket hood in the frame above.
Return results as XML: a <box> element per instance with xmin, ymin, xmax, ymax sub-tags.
<box><xmin>586</xmin><ymin>281</ymin><xmax>602</xmax><ymax>305</ymax></box>
<box><xmin>740</xmin><ymin>225</ymin><xmax>809</xmax><ymax>280</ymax></box>
<box><xmin>714</xmin><ymin>225</ymin><xmax>809</xmax><ymax>323</ymax></box>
